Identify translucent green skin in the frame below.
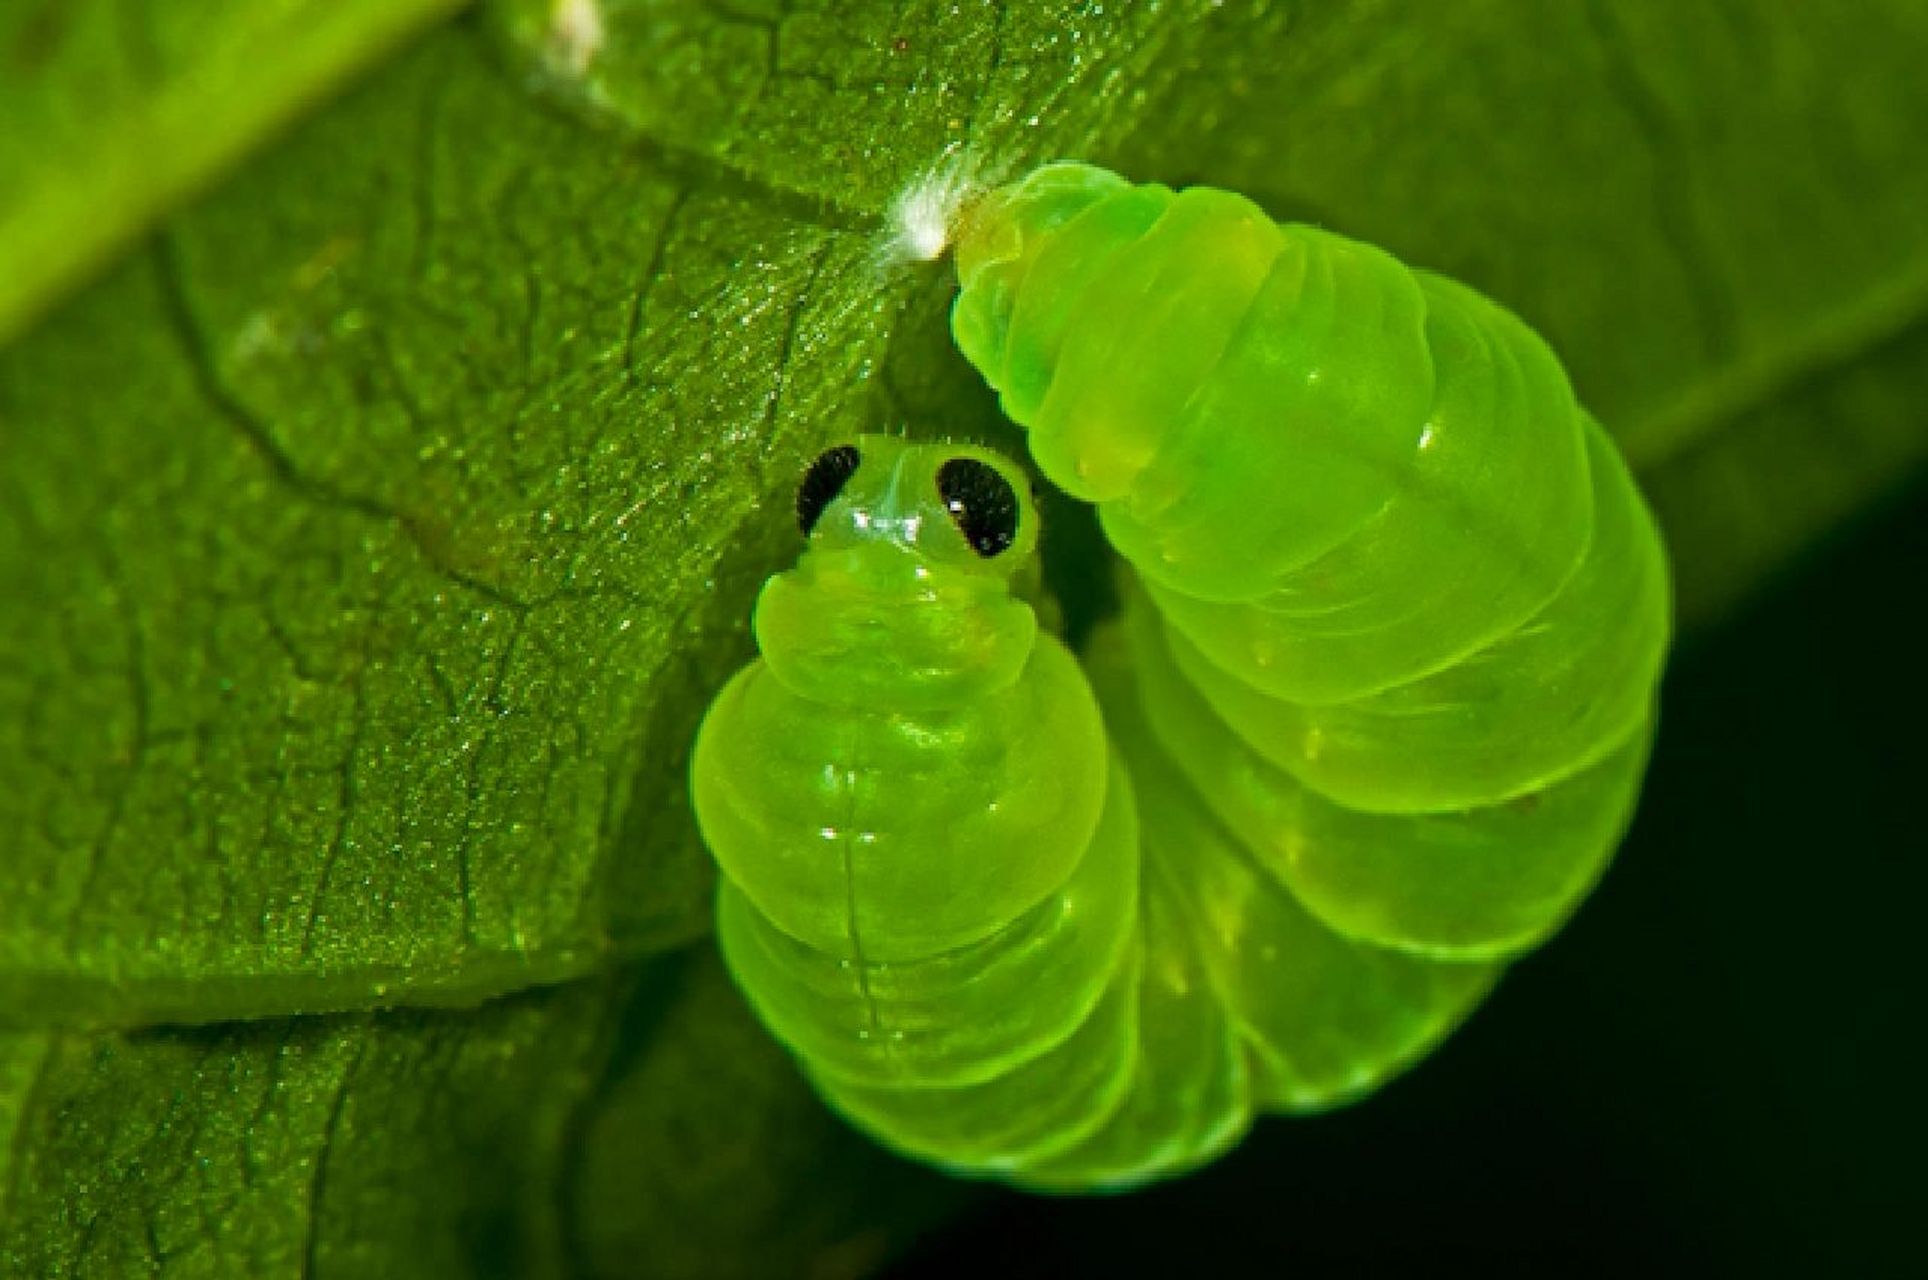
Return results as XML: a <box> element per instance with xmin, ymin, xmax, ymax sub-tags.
<box><xmin>953</xmin><ymin>162</ymin><xmax>1672</xmax><ymax>956</ymax></box>
<box><xmin>696</xmin><ymin>440</ymin><xmax>1515</xmax><ymax>1192</ymax></box>
<box><xmin>693</xmin><ymin>438</ymin><xmax>1151</xmax><ymax>1183</ymax></box>
<box><xmin>695</xmin><ymin>163</ymin><xmax>1671</xmax><ymax>1193</ymax></box>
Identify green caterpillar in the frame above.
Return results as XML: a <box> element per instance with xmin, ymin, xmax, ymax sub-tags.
<box><xmin>690</xmin><ymin>163</ymin><xmax>1671</xmax><ymax>1191</ymax></box>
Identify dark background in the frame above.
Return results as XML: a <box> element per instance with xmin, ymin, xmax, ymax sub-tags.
<box><xmin>885</xmin><ymin>472</ymin><xmax>1927</xmax><ymax>1278</ymax></box>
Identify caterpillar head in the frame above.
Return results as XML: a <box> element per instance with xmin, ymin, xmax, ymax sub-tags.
<box><xmin>948</xmin><ymin>162</ymin><xmax>1187</xmax><ymax>486</ymax></box>
<box><xmin>949</xmin><ymin>164</ymin><xmax>1134</xmax><ymax>386</ymax></box>
<box><xmin>753</xmin><ymin>435</ymin><xmax>1043</xmax><ymax>710</ymax></box>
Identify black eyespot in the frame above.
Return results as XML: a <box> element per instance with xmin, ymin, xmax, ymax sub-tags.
<box><xmin>797</xmin><ymin>445</ymin><xmax>862</xmax><ymax>536</ymax></box>
<box><xmin>937</xmin><ymin>457</ymin><xmax>1020</xmax><ymax>557</ymax></box>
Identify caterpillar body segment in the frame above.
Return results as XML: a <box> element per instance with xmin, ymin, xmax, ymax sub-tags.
<box><xmin>949</xmin><ymin>163</ymin><xmax>1672</xmax><ymax>958</ymax></box>
<box><xmin>691</xmin><ymin>160</ymin><xmax>1671</xmax><ymax>1192</ymax></box>
<box><xmin>692</xmin><ymin>437</ymin><xmax>1497</xmax><ymax>1190</ymax></box>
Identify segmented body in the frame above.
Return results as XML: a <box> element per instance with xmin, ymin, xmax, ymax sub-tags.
<box><xmin>691</xmin><ymin>163</ymin><xmax>1671</xmax><ymax>1190</ymax></box>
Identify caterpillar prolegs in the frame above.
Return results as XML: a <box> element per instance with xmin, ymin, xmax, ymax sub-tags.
<box><xmin>690</xmin><ymin>163</ymin><xmax>1671</xmax><ymax>1191</ymax></box>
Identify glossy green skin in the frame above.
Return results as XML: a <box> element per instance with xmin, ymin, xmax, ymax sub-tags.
<box><xmin>693</xmin><ymin>438</ymin><xmax>1150</xmax><ymax>1182</ymax></box>
<box><xmin>953</xmin><ymin>163</ymin><xmax>1671</xmax><ymax>960</ymax></box>
<box><xmin>695</xmin><ymin>438</ymin><xmax>1500</xmax><ymax>1191</ymax></box>
<box><xmin>696</xmin><ymin>163</ymin><xmax>1672</xmax><ymax>1193</ymax></box>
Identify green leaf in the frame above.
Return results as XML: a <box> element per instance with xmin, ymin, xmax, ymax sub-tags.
<box><xmin>0</xmin><ymin>958</ymin><xmax>960</xmax><ymax>1279</ymax></box>
<box><xmin>2</xmin><ymin>0</ymin><xmax>1926</xmax><ymax>1274</ymax></box>
<box><xmin>0</xmin><ymin>20</ymin><xmax>875</xmax><ymax>1025</ymax></box>
<box><xmin>569</xmin><ymin>949</ymin><xmax>965</xmax><ymax>1280</ymax></box>
<box><xmin>0</xmin><ymin>0</ymin><xmax>469</xmax><ymax>347</ymax></box>
<box><xmin>0</xmin><ymin>982</ymin><xmax>613</xmax><ymax>1277</ymax></box>
<box><xmin>1109</xmin><ymin>2</ymin><xmax>1928</xmax><ymax>627</ymax></box>
<box><xmin>0</xmin><ymin>1032</ymin><xmax>48</xmax><ymax>1189</ymax></box>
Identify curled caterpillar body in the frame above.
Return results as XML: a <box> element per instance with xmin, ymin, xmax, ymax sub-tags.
<box><xmin>696</xmin><ymin>438</ymin><xmax>1507</xmax><ymax>1191</ymax></box>
<box><xmin>692</xmin><ymin>163</ymin><xmax>1670</xmax><ymax>1193</ymax></box>
<box><xmin>694</xmin><ymin>437</ymin><xmax>1159</xmax><ymax>1185</ymax></box>
<box><xmin>951</xmin><ymin>162</ymin><xmax>1671</xmax><ymax>957</ymax></box>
